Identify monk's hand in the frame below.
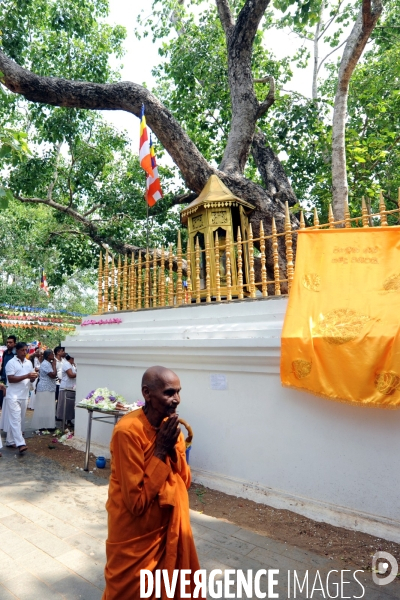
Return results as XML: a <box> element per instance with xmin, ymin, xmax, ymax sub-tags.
<box><xmin>154</xmin><ymin>415</ymin><xmax>181</xmax><ymax>462</ymax></box>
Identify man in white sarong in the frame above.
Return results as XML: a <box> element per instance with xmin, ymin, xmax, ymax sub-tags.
<box><xmin>0</xmin><ymin>335</ymin><xmax>17</xmax><ymax>440</ymax></box>
<box><xmin>5</xmin><ymin>342</ymin><xmax>38</xmax><ymax>453</ymax></box>
<box><xmin>0</xmin><ymin>382</ymin><xmax>6</xmax><ymax>456</ymax></box>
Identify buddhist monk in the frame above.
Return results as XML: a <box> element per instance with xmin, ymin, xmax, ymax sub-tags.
<box><xmin>103</xmin><ymin>366</ymin><xmax>200</xmax><ymax>600</ymax></box>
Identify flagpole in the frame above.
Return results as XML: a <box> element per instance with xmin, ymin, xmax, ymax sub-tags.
<box><xmin>146</xmin><ymin>198</ymin><xmax>150</xmax><ymax>253</ymax></box>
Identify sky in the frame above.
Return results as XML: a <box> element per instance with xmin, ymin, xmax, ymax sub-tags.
<box><xmin>103</xmin><ymin>1</ymin><xmax>344</xmax><ymax>158</ymax></box>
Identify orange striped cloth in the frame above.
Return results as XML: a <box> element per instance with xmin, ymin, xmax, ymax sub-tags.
<box><xmin>139</xmin><ymin>104</ymin><xmax>154</xmax><ymax>179</ymax></box>
<box><xmin>146</xmin><ymin>136</ymin><xmax>163</xmax><ymax>207</ymax></box>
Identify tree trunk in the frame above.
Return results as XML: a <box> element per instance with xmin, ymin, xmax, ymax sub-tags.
<box><xmin>251</xmin><ymin>130</ymin><xmax>297</xmax><ymax>207</ymax></box>
<box><xmin>312</xmin><ymin>17</ymin><xmax>321</xmax><ymax>101</ymax></box>
<box><xmin>332</xmin><ymin>0</ymin><xmax>382</xmax><ymax>220</ymax></box>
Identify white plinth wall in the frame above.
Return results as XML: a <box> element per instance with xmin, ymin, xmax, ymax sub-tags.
<box><xmin>65</xmin><ymin>298</ymin><xmax>400</xmax><ymax>543</ymax></box>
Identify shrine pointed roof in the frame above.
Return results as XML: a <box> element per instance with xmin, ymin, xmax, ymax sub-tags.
<box><xmin>180</xmin><ymin>174</ymin><xmax>254</xmax><ymax>225</ymax></box>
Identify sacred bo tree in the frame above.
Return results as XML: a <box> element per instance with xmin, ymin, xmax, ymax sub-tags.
<box><xmin>0</xmin><ymin>0</ymin><xmax>383</xmax><ymax>283</ymax></box>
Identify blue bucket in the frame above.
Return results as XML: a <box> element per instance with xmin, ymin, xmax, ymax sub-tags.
<box><xmin>185</xmin><ymin>446</ymin><xmax>191</xmax><ymax>465</ymax></box>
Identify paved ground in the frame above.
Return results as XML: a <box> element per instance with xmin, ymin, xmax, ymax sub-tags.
<box><xmin>0</xmin><ymin>417</ymin><xmax>399</xmax><ymax>599</ymax></box>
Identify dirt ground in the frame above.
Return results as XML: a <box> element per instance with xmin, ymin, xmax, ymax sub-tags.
<box><xmin>19</xmin><ymin>435</ymin><xmax>400</xmax><ymax>573</ymax></box>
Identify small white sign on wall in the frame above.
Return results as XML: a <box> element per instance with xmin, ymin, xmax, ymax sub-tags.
<box><xmin>210</xmin><ymin>373</ymin><xmax>228</xmax><ymax>391</ymax></box>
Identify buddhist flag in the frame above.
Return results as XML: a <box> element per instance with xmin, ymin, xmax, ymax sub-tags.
<box><xmin>146</xmin><ymin>136</ymin><xmax>163</xmax><ymax>207</ymax></box>
<box><xmin>40</xmin><ymin>269</ymin><xmax>50</xmax><ymax>297</ymax></box>
<box><xmin>139</xmin><ymin>104</ymin><xmax>154</xmax><ymax>178</ymax></box>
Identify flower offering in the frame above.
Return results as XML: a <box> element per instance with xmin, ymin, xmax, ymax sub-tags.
<box><xmin>80</xmin><ymin>388</ymin><xmax>140</xmax><ymax>411</ymax></box>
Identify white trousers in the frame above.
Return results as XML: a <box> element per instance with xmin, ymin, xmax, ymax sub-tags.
<box><xmin>6</xmin><ymin>397</ymin><xmax>28</xmax><ymax>447</ymax></box>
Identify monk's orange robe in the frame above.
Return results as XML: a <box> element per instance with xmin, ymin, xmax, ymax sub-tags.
<box><xmin>103</xmin><ymin>408</ymin><xmax>200</xmax><ymax>600</ymax></box>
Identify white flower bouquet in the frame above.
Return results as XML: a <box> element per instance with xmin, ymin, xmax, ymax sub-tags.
<box><xmin>80</xmin><ymin>388</ymin><xmax>144</xmax><ymax>412</ymax></box>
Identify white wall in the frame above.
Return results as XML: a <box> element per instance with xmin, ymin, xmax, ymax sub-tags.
<box><xmin>65</xmin><ymin>298</ymin><xmax>400</xmax><ymax>542</ymax></box>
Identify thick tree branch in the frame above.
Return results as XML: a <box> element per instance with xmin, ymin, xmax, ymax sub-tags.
<box><xmin>251</xmin><ymin>130</ymin><xmax>297</xmax><ymax>208</ymax></box>
<box><xmin>0</xmin><ymin>30</ymin><xmax>298</xmax><ymax>282</ymax></box>
<box><xmin>48</xmin><ymin>229</ymin><xmax>88</xmax><ymax>239</ymax></box>
<box><xmin>171</xmin><ymin>192</ymin><xmax>198</xmax><ymax>206</ymax></box>
<box><xmin>256</xmin><ymin>76</ymin><xmax>275</xmax><ymax>118</ymax></box>
<box><xmin>219</xmin><ymin>0</ymin><xmax>271</xmax><ymax>174</ymax></box>
<box><xmin>234</xmin><ymin>0</ymin><xmax>271</xmax><ymax>49</ymax></box>
<box><xmin>253</xmin><ymin>76</ymin><xmax>272</xmax><ymax>84</ymax></box>
<box><xmin>83</xmin><ymin>204</ymin><xmax>102</xmax><ymax>217</ymax></box>
<box><xmin>215</xmin><ymin>0</ymin><xmax>235</xmax><ymax>34</ymax></box>
<box><xmin>0</xmin><ymin>50</ymin><xmax>212</xmax><ymax>194</ymax></box>
<box><xmin>14</xmin><ymin>193</ymin><xmax>186</xmax><ymax>271</ymax></box>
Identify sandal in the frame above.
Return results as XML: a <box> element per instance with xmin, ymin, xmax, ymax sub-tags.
<box><xmin>18</xmin><ymin>445</ymin><xmax>28</xmax><ymax>454</ymax></box>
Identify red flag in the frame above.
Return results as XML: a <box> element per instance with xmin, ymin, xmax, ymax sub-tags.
<box><xmin>40</xmin><ymin>269</ymin><xmax>50</xmax><ymax>297</ymax></box>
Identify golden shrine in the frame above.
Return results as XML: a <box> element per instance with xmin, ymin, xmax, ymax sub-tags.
<box><xmin>180</xmin><ymin>175</ymin><xmax>254</xmax><ymax>299</ymax></box>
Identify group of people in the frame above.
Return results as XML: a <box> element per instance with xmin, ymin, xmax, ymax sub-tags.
<box><xmin>0</xmin><ymin>336</ymin><xmax>77</xmax><ymax>455</ymax></box>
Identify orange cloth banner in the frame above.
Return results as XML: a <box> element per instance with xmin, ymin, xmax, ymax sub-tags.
<box><xmin>281</xmin><ymin>227</ymin><xmax>400</xmax><ymax>409</ymax></box>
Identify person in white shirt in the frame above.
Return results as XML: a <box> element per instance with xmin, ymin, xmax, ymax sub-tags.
<box><xmin>0</xmin><ymin>382</ymin><xmax>7</xmax><ymax>456</ymax></box>
<box><xmin>57</xmin><ymin>355</ymin><xmax>76</xmax><ymax>426</ymax></box>
<box><xmin>54</xmin><ymin>346</ymin><xmax>65</xmax><ymax>401</ymax></box>
<box><xmin>60</xmin><ymin>355</ymin><xmax>76</xmax><ymax>390</ymax></box>
<box><xmin>31</xmin><ymin>349</ymin><xmax>57</xmax><ymax>430</ymax></box>
<box><xmin>28</xmin><ymin>347</ymin><xmax>43</xmax><ymax>410</ymax></box>
<box><xmin>5</xmin><ymin>342</ymin><xmax>38</xmax><ymax>453</ymax></box>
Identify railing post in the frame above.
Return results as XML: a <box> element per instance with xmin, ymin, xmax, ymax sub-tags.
<box><xmin>248</xmin><ymin>223</ymin><xmax>256</xmax><ymax>298</ymax></box>
<box><xmin>328</xmin><ymin>205</ymin><xmax>334</xmax><ymax>229</ymax></box>
<box><xmin>285</xmin><ymin>202</ymin><xmax>294</xmax><ymax>294</ymax></box>
<box><xmin>137</xmin><ymin>251</ymin><xmax>142</xmax><ymax>309</ymax></box>
<box><xmin>97</xmin><ymin>251</ymin><xmax>103</xmax><ymax>314</ymax></box>
<box><xmin>110</xmin><ymin>257</ymin><xmax>115</xmax><ymax>311</ymax></box>
<box><xmin>104</xmin><ymin>249</ymin><xmax>109</xmax><ymax>313</ymax></box>
<box><xmin>272</xmin><ymin>217</ymin><xmax>281</xmax><ymax>296</ymax></box>
<box><xmin>205</xmin><ymin>236</ymin><xmax>211</xmax><ymax>303</ymax></box>
<box><xmin>379</xmin><ymin>191</ymin><xmax>388</xmax><ymax>226</ymax></box>
<box><xmin>186</xmin><ymin>240</ymin><xmax>192</xmax><ymax>304</ymax></box>
<box><xmin>131</xmin><ymin>253</ymin><xmax>136</xmax><ymax>310</ymax></box>
<box><xmin>145</xmin><ymin>251</ymin><xmax>150</xmax><ymax>309</ymax></box>
<box><xmin>361</xmin><ymin>197</ymin><xmax>369</xmax><ymax>227</ymax></box>
<box><xmin>123</xmin><ymin>255</ymin><xmax>128</xmax><ymax>310</ymax></box>
<box><xmin>117</xmin><ymin>255</ymin><xmax>121</xmax><ymax>310</ymax></box>
<box><xmin>152</xmin><ymin>249</ymin><xmax>158</xmax><ymax>307</ymax></box>
<box><xmin>215</xmin><ymin>231</ymin><xmax>221</xmax><ymax>302</ymax></box>
<box><xmin>168</xmin><ymin>245</ymin><xmax>174</xmax><ymax>306</ymax></box>
<box><xmin>177</xmin><ymin>232</ymin><xmax>183</xmax><ymax>306</ymax></box>
<box><xmin>237</xmin><ymin>227</ymin><xmax>244</xmax><ymax>300</ymax></box>
<box><xmin>160</xmin><ymin>247</ymin><xmax>166</xmax><ymax>306</ymax></box>
<box><xmin>313</xmin><ymin>207</ymin><xmax>320</xmax><ymax>229</ymax></box>
<box><xmin>226</xmin><ymin>230</ymin><xmax>232</xmax><ymax>301</ymax></box>
<box><xmin>259</xmin><ymin>221</ymin><xmax>268</xmax><ymax>297</ymax></box>
<box><xmin>344</xmin><ymin>200</ymin><xmax>351</xmax><ymax>228</ymax></box>
<box><xmin>195</xmin><ymin>237</ymin><xmax>201</xmax><ymax>304</ymax></box>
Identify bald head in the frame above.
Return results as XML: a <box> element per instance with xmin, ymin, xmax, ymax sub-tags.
<box><xmin>141</xmin><ymin>366</ymin><xmax>181</xmax><ymax>423</ymax></box>
<box><xmin>142</xmin><ymin>366</ymin><xmax>178</xmax><ymax>391</ymax></box>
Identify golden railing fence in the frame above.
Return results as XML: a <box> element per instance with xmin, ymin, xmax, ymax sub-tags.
<box><xmin>97</xmin><ymin>194</ymin><xmax>400</xmax><ymax>313</ymax></box>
